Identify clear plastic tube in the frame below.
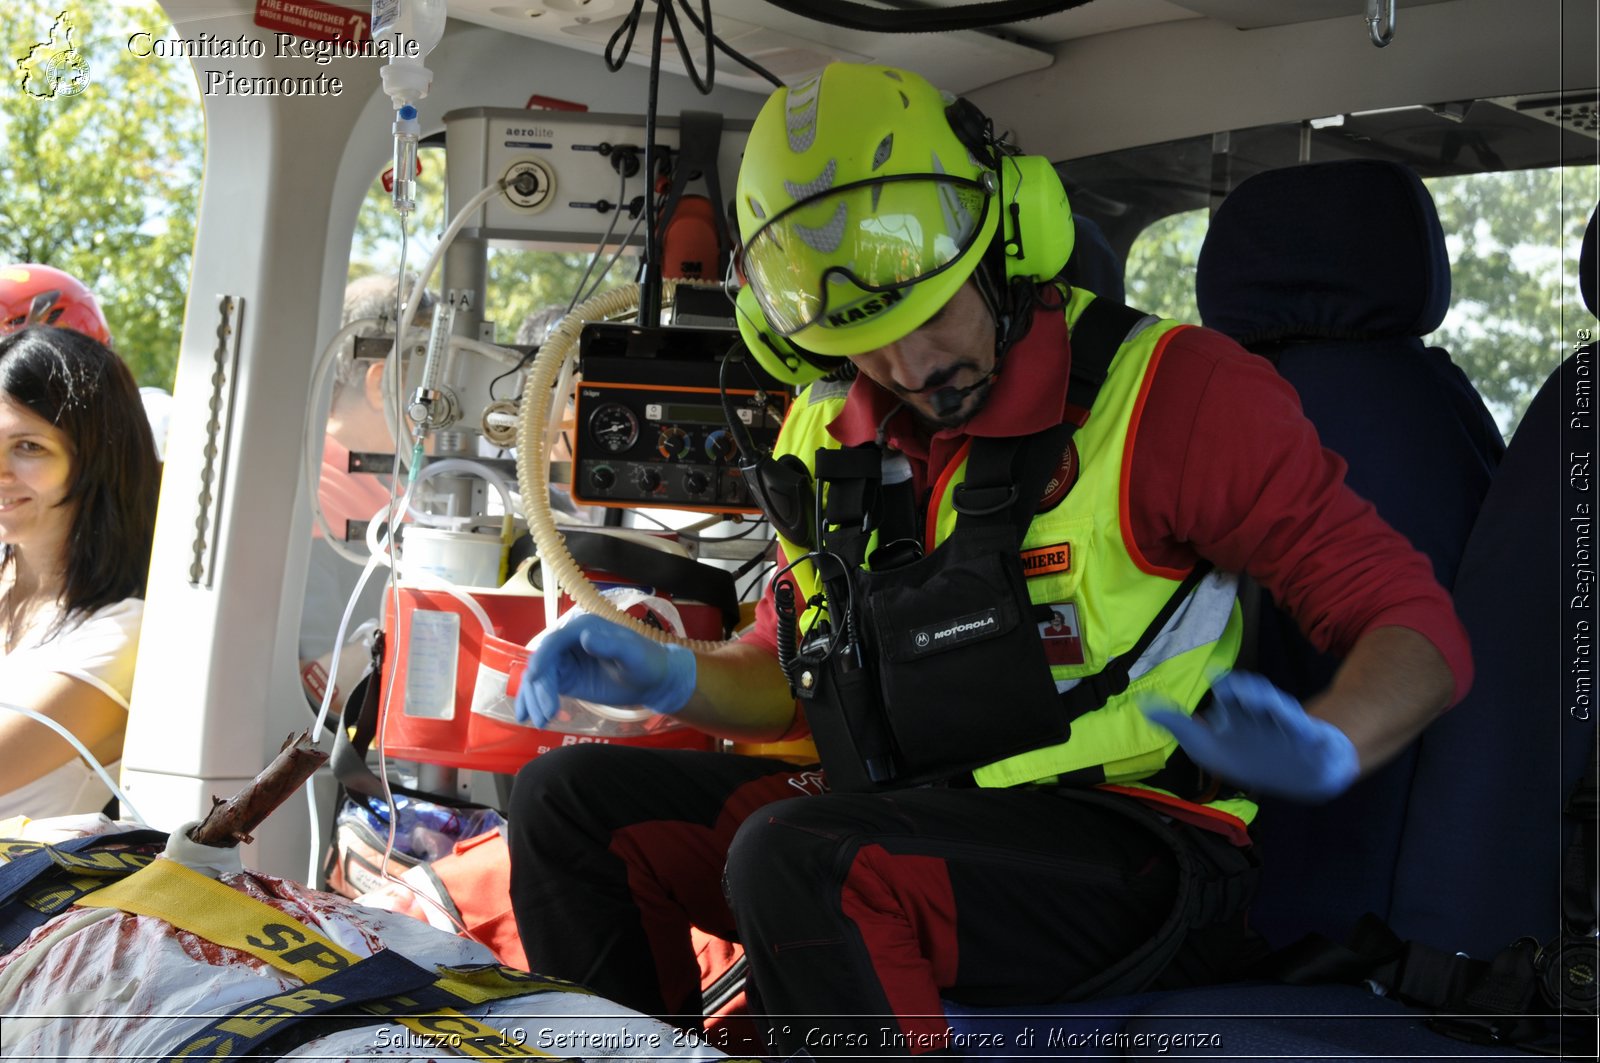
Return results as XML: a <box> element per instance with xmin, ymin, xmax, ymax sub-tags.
<box><xmin>404</xmin><ymin>457</ymin><xmax>516</xmax><ymax>526</ymax></box>
<box><xmin>0</xmin><ymin>701</ymin><xmax>148</xmax><ymax>825</ymax></box>
<box><xmin>385</xmin><ymin>179</ymin><xmax>509</xmax><ymax>468</ymax></box>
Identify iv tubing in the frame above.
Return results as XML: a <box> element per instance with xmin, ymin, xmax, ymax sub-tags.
<box><xmin>403</xmin><ymin>457</ymin><xmax>517</xmax><ymax>529</ymax></box>
<box><xmin>515</xmin><ymin>280</ymin><xmax>730</xmax><ymax>654</ymax></box>
<box><xmin>386</xmin><ymin>177</ymin><xmax>509</xmax><ymax>468</ymax></box>
<box><xmin>0</xmin><ymin>700</ymin><xmax>149</xmax><ymax>825</ymax></box>
<box><xmin>304</xmin><ymin>316</ymin><xmax>431</xmax><ymax>566</ymax></box>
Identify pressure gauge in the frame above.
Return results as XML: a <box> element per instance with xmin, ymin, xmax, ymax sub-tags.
<box><xmin>588</xmin><ymin>402</ymin><xmax>639</xmax><ymax>453</ymax></box>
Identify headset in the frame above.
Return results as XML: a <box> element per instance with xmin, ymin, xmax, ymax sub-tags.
<box><xmin>732</xmin><ymin>96</ymin><xmax>1076</xmax><ymax>387</ymax></box>
<box><xmin>728</xmin><ymin>95</ymin><xmax>1077</xmax><ymax>548</ymax></box>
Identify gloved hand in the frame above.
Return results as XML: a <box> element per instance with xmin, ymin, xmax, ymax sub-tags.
<box><xmin>1140</xmin><ymin>671</ymin><xmax>1360</xmax><ymax>803</ymax></box>
<box><xmin>514</xmin><ymin>612</ymin><xmax>697</xmax><ymax>728</ymax></box>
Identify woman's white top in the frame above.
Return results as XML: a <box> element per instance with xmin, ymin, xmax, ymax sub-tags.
<box><xmin>0</xmin><ymin>597</ymin><xmax>142</xmax><ymax>820</ymax></box>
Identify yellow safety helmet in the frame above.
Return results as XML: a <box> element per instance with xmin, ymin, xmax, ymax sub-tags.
<box><xmin>734</xmin><ymin>63</ymin><xmax>1074</xmax><ymax>384</ymax></box>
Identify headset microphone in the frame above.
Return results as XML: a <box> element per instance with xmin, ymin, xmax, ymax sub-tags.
<box><xmin>929</xmin><ymin>371</ymin><xmax>997</xmax><ymax>420</ymax></box>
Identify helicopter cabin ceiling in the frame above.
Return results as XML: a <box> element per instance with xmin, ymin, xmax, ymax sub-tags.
<box><xmin>443</xmin><ymin>0</ymin><xmax>1460</xmax><ymax>96</ymax></box>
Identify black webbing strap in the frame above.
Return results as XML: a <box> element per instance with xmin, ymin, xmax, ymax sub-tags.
<box><xmin>869</xmin><ymin>470</ymin><xmax>921</xmax><ymax>570</ymax></box>
<box><xmin>0</xmin><ymin>829</ymin><xmax>168</xmax><ymax>908</ymax></box>
<box><xmin>654</xmin><ymin>110</ymin><xmax>733</xmax><ymax>278</ymax></box>
<box><xmin>1063</xmin><ymin>298</ymin><xmax>1148</xmax><ymax>424</ymax></box>
<box><xmin>1057</xmin><ymin>561</ymin><xmax>1216</xmax><ymax>721</ymax></box>
<box><xmin>328</xmin><ymin>634</ymin><xmax>496</xmax><ymax>813</ymax></box>
<box><xmin>956</xmin><ymin>296</ymin><xmax>1200</xmax><ymax>724</ymax></box>
<box><xmin>951</xmin><ymin>296</ymin><xmax>1147</xmax><ymax>536</ymax></box>
<box><xmin>1257</xmin><ymin>739</ymin><xmax>1600</xmax><ymax>1052</ymax></box>
<box><xmin>163</xmin><ymin>948</ymin><xmax>442</xmax><ymax>1062</ymax></box>
<box><xmin>815</xmin><ymin>445</ymin><xmax>884</xmax><ymax>573</ymax></box>
<box><xmin>951</xmin><ymin>433</ymin><xmax>1032</xmax><ymax>530</ymax></box>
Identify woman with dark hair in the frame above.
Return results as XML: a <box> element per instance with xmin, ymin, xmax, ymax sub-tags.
<box><xmin>0</xmin><ymin>325</ymin><xmax>159</xmax><ymax>818</ymax></box>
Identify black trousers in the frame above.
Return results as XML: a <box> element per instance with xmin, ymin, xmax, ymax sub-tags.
<box><xmin>508</xmin><ymin>745</ymin><xmax>1267</xmax><ymax>1058</ymax></box>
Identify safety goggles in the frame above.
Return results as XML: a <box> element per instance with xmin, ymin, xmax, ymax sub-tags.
<box><xmin>742</xmin><ymin>172</ymin><xmax>995</xmax><ymax>337</ymax></box>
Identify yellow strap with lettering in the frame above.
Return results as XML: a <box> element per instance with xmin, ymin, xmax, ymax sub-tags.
<box><xmin>78</xmin><ymin>857</ymin><xmax>577</xmax><ymax>1059</ymax></box>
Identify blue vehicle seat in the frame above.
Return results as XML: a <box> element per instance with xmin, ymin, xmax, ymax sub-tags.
<box><xmin>1061</xmin><ymin>213</ymin><xmax>1125</xmax><ymax>303</ymax></box>
<box><xmin>1386</xmin><ymin>206</ymin><xmax>1598</xmax><ymax>956</ymax></box>
<box><xmin>1116</xmin><ymin>206</ymin><xmax>1600</xmax><ymax>1057</ymax></box>
<box><xmin>946</xmin><ymin>163</ymin><xmax>1521</xmax><ymax>1060</ymax></box>
<box><xmin>1192</xmin><ymin>159</ymin><xmax>1505</xmax><ymax>949</ymax></box>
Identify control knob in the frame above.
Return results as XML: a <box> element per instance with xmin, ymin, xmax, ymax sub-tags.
<box><xmin>656</xmin><ymin>425</ymin><xmax>690</xmax><ymax>459</ymax></box>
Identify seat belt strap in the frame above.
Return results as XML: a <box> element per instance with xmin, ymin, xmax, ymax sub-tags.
<box><xmin>158</xmin><ymin>947</ymin><xmax>440</xmax><ymax>1062</ymax></box>
<box><xmin>0</xmin><ymin>830</ymin><xmax>168</xmax><ymax>952</ymax></box>
<box><xmin>78</xmin><ymin>858</ymin><xmax>585</xmax><ymax>1060</ymax></box>
<box><xmin>0</xmin><ymin>829</ymin><xmax>168</xmax><ymax>907</ymax></box>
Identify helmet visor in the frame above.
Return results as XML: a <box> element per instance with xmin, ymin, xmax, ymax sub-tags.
<box><xmin>743</xmin><ymin>174</ymin><xmax>993</xmax><ymax>338</ymax></box>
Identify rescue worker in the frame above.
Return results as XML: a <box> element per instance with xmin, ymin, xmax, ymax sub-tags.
<box><xmin>506</xmin><ymin>63</ymin><xmax>1470</xmax><ymax>1057</ymax></box>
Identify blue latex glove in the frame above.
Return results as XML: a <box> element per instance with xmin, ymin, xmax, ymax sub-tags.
<box><xmin>514</xmin><ymin>612</ymin><xmax>697</xmax><ymax>728</ymax></box>
<box><xmin>1140</xmin><ymin>671</ymin><xmax>1360</xmax><ymax>803</ymax></box>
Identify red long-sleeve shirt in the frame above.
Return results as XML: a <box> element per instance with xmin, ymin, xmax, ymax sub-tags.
<box><xmin>741</xmin><ymin>305</ymin><xmax>1474</xmax><ymax>706</ymax></box>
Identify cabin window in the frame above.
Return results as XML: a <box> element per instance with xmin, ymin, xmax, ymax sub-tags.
<box><xmin>1421</xmin><ymin>167</ymin><xmax>1597</xmax><ymax>436</ymax></box>
<box><xmin>1068</xmin><ymin>104</ymin><xmax>1597</xmax><ymax>440</ymax></box>
<box><xmin>1124</xmin><ymin>208</ymin><xmax>1205</xmax><ymax>325</ymax></box>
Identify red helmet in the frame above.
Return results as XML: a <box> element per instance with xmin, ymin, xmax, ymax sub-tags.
<box><xmin>0</xmin><ymin>264</ymin><xmax>112</xmax><ymax>345</ymax></box>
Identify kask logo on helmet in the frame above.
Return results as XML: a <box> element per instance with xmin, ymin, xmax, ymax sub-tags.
<box><xmin>824</xmin><ymin>288</ymin><xmax>905</xmax><ymax>328</ymax></box>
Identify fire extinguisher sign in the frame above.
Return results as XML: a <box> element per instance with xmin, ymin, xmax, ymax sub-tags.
<box><xmin>254</xmin><ymin>0</ymin><xmax>372</xmax><ymax>44</ymax></box>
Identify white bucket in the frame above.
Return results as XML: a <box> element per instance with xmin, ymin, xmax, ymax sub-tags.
<box><xmin>402</xmin><ymin>527</ymin><xmax>505</xmax><ymax>587</ymax></box>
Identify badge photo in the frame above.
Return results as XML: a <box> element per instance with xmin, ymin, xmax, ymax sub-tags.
<box><xmin>1038</xmin><ymin>602</ymin><xmax>1085</xmax><ymax>666</ymax></box>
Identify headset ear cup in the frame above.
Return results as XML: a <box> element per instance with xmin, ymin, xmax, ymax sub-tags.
<box><xmin>999</xmin><ymin>155</ymin><xmax>1075</xmax><ymax>283</ymax></box>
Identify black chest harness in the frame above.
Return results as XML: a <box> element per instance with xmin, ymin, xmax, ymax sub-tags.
<box><xmin>775</xmin><ymin>299</ymin><xmax>1212</xmax><ymax>792</ymax></box>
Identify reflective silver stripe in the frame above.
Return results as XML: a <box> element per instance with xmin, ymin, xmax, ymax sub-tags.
<box><xmin>784</xmin><ymin>158</ymin><xmax>837</xmax><ymax>205</ymax></box>
<box><xmin>794</xmin><ymin>199</ymin><xmax>847</xmax><ymax>254</ymax></box>
<box><xmin>1122</xmin><ymin>313</ymin><xmax>1162</xmax><ymax>344</ymax></box>
<box><xmin>1054</xmin><ymin>570</ymin><xmax>1238</xmax><ymax>693</ymax></box>
<box><xmin>785</xmin><ymin>75</ymin><xmax>821</xmax><ymax>154</ymax></box>
<box><xmin>805</xmin><ymin>378</ymin><xmax>853</xmax><ymax>405</ymax></box>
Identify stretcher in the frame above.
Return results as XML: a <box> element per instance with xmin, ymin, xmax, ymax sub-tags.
<box><xmin>0</xmin><ymin>816</ymin><xmax>750</xmax><ymax>1061</ymax></box>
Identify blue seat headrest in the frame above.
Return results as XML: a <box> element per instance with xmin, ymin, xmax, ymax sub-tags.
<box><xmin>1581</xmin><ymin>205</ymin><xmax>1597</xmax><ymax>320</ymax></box>
<box><xmin>1063</xmin><ymin>213</ymin><xmax>1126</xmax><ymax>304</ymax></box>
<box><xmin>1197</xmin><ymin>160</ymin><xmax>1450</xmax><ymax>346</ymax></box>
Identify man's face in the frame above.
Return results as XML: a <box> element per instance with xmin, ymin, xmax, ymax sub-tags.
<box><xmin>849</xmin><ymin>280</ymin><xmax>996</xmax><ymax>429</ymax></box>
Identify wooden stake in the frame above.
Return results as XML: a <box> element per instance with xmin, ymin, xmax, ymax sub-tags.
<box><xmin>187</xmin><ymin>731</ymin><xmax>329</xmax><ymax>848</ymax></box>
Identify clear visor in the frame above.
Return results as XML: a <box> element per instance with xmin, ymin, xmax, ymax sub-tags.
<box><xmin>742</xmin><ymin>174</ymin><xmax>992</xmax><ymax>337</ymax></box>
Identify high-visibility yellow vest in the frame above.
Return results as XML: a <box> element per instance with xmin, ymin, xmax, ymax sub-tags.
<box><xmin>775</xmin><ymin>288</ymin><xmax>1256</xmax><ymax>828</ymax></box>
